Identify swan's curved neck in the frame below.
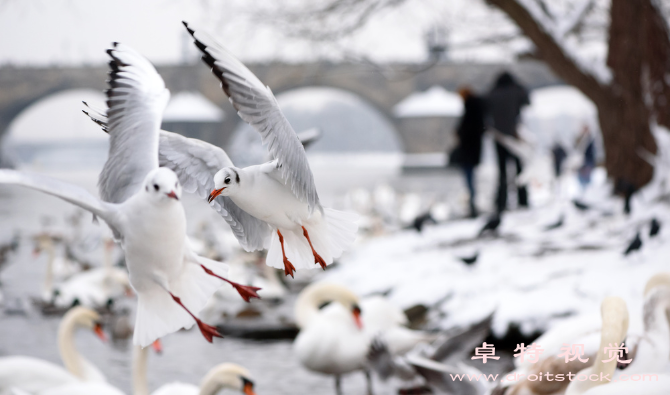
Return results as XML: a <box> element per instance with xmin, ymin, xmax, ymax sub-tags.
<box><xmin>567</xmin><ymin>298</ymin><xmax>629</xmax><ymax>395</ymax></box>
<box><xmin>198</xmin><ymin>365</ymin><xmax>243</xmax><ymax>395</ymax></box>
<box><xmin>58</xmin><ymin>313</ymin><xmax>104</xmax><ymax>382</ymax></box>
<box><xmin>295</xmin><ymin>284</ymin><xmax>359</xmax><ymax>328</ymax></box>
<box><xmin>643</xmin><ymin>288</ymin><xmax>670</xmax><ymax>335</ymax></box>
<box><xmin>132</xmin><ymin>346</ymin><xmax>149</xmax><ymax>395</ymax></box>
<box><xmin>199</xmin><ymin>379</ymin><xmax>225</xmax><ymax>395</ymax></box>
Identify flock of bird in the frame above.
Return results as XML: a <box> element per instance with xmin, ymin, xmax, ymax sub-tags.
<box><xmin>1</xmin><ymin>20</ymin><xmax>670</xmax><ymax>395</ymax></box>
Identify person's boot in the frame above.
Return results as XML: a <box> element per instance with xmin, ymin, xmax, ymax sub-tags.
<box><xmin>517</xmin><ymin>186</ymin><xmax>529</xmax><ymax>208</ymax></box>
<box><xmin>469</xmin><ymin>199</ymin><xmax>478</xmax><ymax>218</ymax></box>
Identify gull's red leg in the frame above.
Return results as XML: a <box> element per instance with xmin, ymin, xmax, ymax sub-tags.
<box><xmin>200</xmin><ymin>264</ymin><xmax>261</xmax><ymax>302</ymax></box>
<box><xmin>277</xmin><ymin>230</ymin><xmax>296</xmax><ymax>278</ymax></box>
<box><xmin>169</xmin><ymin>292</ymin><xmax>223</xmax><ymax>343</ymax></box>
<box><xmin>302</xmin><ymin>226</ymin><xmax>327</xmax><ymax>270</ymax></box>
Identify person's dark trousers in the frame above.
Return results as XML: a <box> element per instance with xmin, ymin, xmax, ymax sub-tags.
<box><xmin>461</xmin><ymin>164</ymin><xmax>477</xmax><ymax>217</ymax></box>
<box><xmin>495</xmin><ymin>142</ymin><xmax>528</xmax><ymax>213</ymax></box>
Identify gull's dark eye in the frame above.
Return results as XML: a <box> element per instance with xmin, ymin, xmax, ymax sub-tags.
<box><xmin>175</xmin><ymin>182</ymin><xmax>178</xmax><ymax>188</ymax></box>
<box><xmin>224</xmin><ymin>177</ymin><xmax>231</xmax><ymax>185</ymax></box>
<box><xmin>153</xmin><ymin>184</ymin><xmax>159</xmax><ymax>191</ymax></box>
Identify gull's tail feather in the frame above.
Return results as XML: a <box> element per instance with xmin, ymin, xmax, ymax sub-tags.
<box><xmin>133</xmin><ymin>259</ymin><xmax>227</xmax><ymax>347</ymax></box>
<box><xmin>265</xmin><ymin>208</ymin><xmax>358</xmax><ymax>272</ymax></box>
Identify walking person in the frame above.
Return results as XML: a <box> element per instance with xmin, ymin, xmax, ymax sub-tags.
<box><xmin>451</xmin><ymin>86</ymin><xmax>486</xmax><ymax>218</ymax></box>
<box><xmin>487</xmin><ymin>71</ymin><xmax>530</xmax><ymax>213</ymax></box>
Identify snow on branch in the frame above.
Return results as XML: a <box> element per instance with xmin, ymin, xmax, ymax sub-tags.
<box><xmin>514</xmin><ymin>0</ymin><xmax>612</xmax><ymax>85</ymax></box>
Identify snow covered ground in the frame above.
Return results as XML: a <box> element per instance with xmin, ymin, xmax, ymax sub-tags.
<box><xmin>319</xmin><ymin>163</ymin><xmax>670</xmax><ymax>340</ymax></box>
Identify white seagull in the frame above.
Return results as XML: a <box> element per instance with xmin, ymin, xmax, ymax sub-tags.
<box><xmin>84</xmin><ymin>23</ymin><xmax>357</xmax><ymax>278</ymax></box>
<box><xmin>189</xmin><ymin>22</ymin><xmax>358</xmax><ymax>277</ymax></box>
<box><xmin>0</xmin><ymin>43</ymin><xmax>260</xmax><ymax>347</ymax></box>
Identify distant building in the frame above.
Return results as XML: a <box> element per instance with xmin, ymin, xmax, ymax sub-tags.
<box><xmin>393</xmin><ymin>86</ymin><xmax>463</xmax><ymax>168</ymax></box>
<box><xmin>161</xmin><ymin>91</ymin><xmax>225</xmax><ymax>146</ymax></box>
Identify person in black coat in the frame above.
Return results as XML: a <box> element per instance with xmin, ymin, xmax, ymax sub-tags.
<box><xmin>453</xmin><ymin>86</ymin><xmax>486</xmax><ymax>218</ymax></box>
<box><xmin>487</xmin><ymin>71</ymin><xmax>530</xmax><ymax>213</ymax></box>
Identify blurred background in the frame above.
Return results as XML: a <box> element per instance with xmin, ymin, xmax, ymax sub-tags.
<box><xmin>1</xmin><ymin>0</ymin><xmax>670</xmax><ymax>394</ymax></box>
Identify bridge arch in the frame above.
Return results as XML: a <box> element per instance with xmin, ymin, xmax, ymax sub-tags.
<box><xmin>227</xmin><ymin>85</ymin><xmax>404</xmax><ymax>166</ymax></box>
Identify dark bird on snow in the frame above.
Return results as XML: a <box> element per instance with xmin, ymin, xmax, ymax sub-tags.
<box><xmin>478</xmin><ymin>214</ymin><xmax>501</xmax><ymax>237</ymax></box>
<box><xmin>458</xmin><ymin>252</ymin><xmax>478</xmax><ymax>266</ymax></box>
<box><xmin>650</xmin><ymin>218</ymin><xmax>661</xmax><ymax>238</ymax></box>
<box><xmin>623</xmin><ymin>232</ymin><xmax>642</xmax><ymax>256</ymax></box>
<box><xmin>572</xmin><ymin>199</ymin><xmax>590</xmax><ymax>211</ymax></box>
<box><xmin>544</xmin><ymin>214</ymin><xmax>564</xmax><ymax>231</ymax></box>
<box><xmin>406</xmin><ymin>212</ymin><xmax>437</xmax><ymax>233</ymax></box>
<box><xmin>368</xmin><ymin>314</ymin><xmax>492</xmax><ymax>395</ymax></box>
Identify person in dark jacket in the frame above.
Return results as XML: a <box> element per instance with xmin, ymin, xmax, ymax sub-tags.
<box><xmin>453</xmin><ymin>86</ymin><xmax>486</xmax><ymax>218</ymax></box>
<box><xmin>487</xmin><ymin>71</ymin><xmax>530</xmax><ymax>213</ymax></box>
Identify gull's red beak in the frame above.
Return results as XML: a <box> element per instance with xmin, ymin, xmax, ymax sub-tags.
<box><xmin>166</xmin><ymin>191</ymin><xmax>179</xmax><ymax>200</ymax></box>
<box><xmin>243</xmin><ymin>382</ymin><xmax>256</xmax><ymax>395</ymax></box>
<box><xmin>152</xmin><ymin>339</ymin><xmax>163</xmax><ymax>354</ymax></box>
<box><xmin>208</xmin><ymin>188</ymin><xmax>225</xmax><ymax>203</ymax></box>
<box><xmin>352</xmin><ymin>306</ymin><xmax>363</xmax><ymax>330</ymax></box>
<box><xmin>94</xmin><ymin>323</ymin><xmax>107</xmax><ymax>342</ymax></box>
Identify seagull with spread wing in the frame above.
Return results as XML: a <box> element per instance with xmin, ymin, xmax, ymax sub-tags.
<box><xmin>0</xmin><ymin>43</ymin><xmax>260</xmax><ymax>347</ymax></box>
<box><xmin>84</xmin><ymin>24</ymin><xmax>358</xmax><ymax>278</ymax></box>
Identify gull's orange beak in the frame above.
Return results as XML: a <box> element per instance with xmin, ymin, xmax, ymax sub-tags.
<box><xmin>94</xmin><ymin>323</ymin><xmax>107</xmax><ymax>342</ymax></box>
<box><xmin>208</xmin><ymin>188</ymin><xmax>225</xmax><ymax>203</ymax></box>
<box><xmin>152</xmin><ymin>339</ymin><xmax>163</xmax><ymax>354</ymax></box>
<box><xmin>352</xmin><ymin>306</ymin><xmax>363</xmax><ymax>330</ymax></box>
<box><xmin>166</xmin><ymin>191</ymin><xmax>179</xmax><ymax>200</ymax></box>
<box><xmin>243</xmin><ymin>382</ymin><xmax>256</xmax><ymax>395</ymax></box>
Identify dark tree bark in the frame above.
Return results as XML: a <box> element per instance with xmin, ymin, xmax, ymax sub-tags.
<box><xmin>487</xmin><ymin>0</ymin><xmax>670</xmax><ymax>188</ymax></box>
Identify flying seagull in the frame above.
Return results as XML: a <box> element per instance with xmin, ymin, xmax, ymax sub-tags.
<box><xmin>0</xmin><ymin>43</ymin><xmax>260</xmax><ymax>347</ymax></box>
<box><xmin>86</xmin><ymin>24</ymin><xmax>358</xmax><ymax>278</ymax></box>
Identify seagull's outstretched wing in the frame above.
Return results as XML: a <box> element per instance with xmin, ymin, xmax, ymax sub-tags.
<box><xmin>429</xmin><ymin>313</ymin><xmax>493</xmax><ymax>365</ymax></box>
<box><xmin>158</xmin><ymin>131</ymin><xmax>272</xmax><ymax>251</ymax></box>
<box><xmin>406</xmin><ymin>356</ymin><xmax>490</xmax><ymax>395</ymax></box>
<box><xmin>0</xmin><ymin>170</ymin><xmax>119</xmax><ymax>235</ymax></box>
<box><xmin>98</xmin><ymin>43</ymin><xmax>170</xmax><ymax>204</ymax></box>
<box><xmin>83</xmin><ymin>109</ymin><xmax>272</xmax><ymax>251</ymax></box>
<box><xmin>184</xmin><ymin>22</ymin><xmax>321</xmax><ymax>214</ymax></box>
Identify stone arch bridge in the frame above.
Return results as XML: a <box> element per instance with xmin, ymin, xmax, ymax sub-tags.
<box><xmin>0</xmin><ymin>60</ymin><xmax>560</xmax><ymax>152</ymax></box>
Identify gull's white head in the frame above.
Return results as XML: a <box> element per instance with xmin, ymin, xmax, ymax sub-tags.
<box><xmin>143</xmin><ymin>168</ymin><xmax>182</xmax><ymax>203</ymax></box>
<box><xmin>209</xmin><ymin>167</ymin><xmax>241</xmax><ymax>202</ymax></box>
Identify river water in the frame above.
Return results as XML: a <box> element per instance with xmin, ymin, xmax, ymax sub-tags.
<box><xmin>0</xmin><ymin>159</ymin><xmax>491</xmax><ymax>395</ymax></box>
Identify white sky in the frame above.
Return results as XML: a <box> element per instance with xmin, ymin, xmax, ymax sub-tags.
<box><xmin>0</xmin><ymin>0</ymin><xmax>540</xmax><ymax>66</ymax></box>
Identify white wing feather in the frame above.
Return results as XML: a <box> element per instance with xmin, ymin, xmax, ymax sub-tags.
<box><xmin>0</xmin><ymin>170</ymin><xmax>119</xmax><ymax>235</ymax></box>
<box><xmin>98</xmin><ymin>42</ymin><xmax>169</xmax><ymax>204</ymax></box>
<box><xmin>184</xmin><ymin>22</ymin><xmax>321</xmax><ymax>214</ymax></box>
<box><xmin>80</xmin><ymin>108</ymin><xmax>273</xmax><ymax>251</ymax></box>
<box><xmin>157</xmin><ymin>131</ymin><xmax>271</xmax><ymax>251</ymax></box>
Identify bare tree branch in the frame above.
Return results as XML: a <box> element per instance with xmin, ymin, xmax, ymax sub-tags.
<box><xmin>256</xmin><ymin>0</ymin><xmax>408</xmax><ymax>41</ymax></box>
<box><xmin>486</xmin><ymin>0</ymin><xmax>609</xmax><ymax>103</ymax></box>
<box><xmin>556</xmin><ymin>0</ymin><xmax>597</xmax><ymax>38</ymax></box>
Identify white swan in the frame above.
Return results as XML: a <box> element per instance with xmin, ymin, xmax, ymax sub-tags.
<box><xmin>502</xmin><ymin>273</ymin><xmax>670</xmax><ymax>395</ymax></box>
<box><xmin>564</xmin><ymin>297</ymin><xmax>630</xmax><ymax>394</ymax></box>
<box><xmin>293</xmin><ymin>283</ymin><xmax>369</xmax><ymax>395</ymax></box>
<box><xmin>294</xmin><ymin>282</ymin><xmax>433</xmax><ymax>395</ymax></box>
<box><xmin>132</xmin><ymin>344</ymin><xmax>256</xmax><ymax>395</ymax></box>
<box><xmin>0</xmin><ymin>307</ymin><xmax>108</xmax><ymax>394</ymax></box>
<box><xmin>53</xmin><ymin>239</ymin><xmax>131</xmax><ymax>309</ymax></box>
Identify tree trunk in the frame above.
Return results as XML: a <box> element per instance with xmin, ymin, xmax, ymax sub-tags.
<box><xmin>487</xmin><ymin>0</ymin><xmax>667</xmax><ymax>188</ymax></box>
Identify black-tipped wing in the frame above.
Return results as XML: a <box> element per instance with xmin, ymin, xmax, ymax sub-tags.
<box><xmin>184</xmin><ymin>22</ymin><xmax>321</xmax><ymax>213</ymax></box>
<box><xmin>98</xmin><ymin>43</ymin><xmax>169</xmax><ymax>204</ymax></box>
